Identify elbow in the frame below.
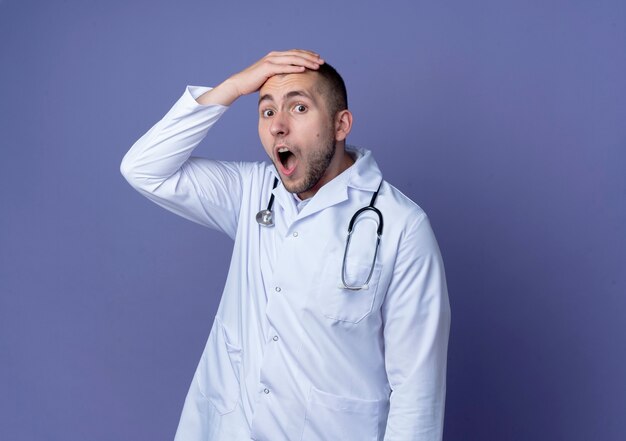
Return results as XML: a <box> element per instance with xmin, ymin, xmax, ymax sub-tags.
<box><xmin>119</xmin><ymin>151</ymin><xmax>139</xmax><ymax>187</ymax></box>
<box><xmin>119</xmin><ymin>151</ymin><xmax>167</xmax><ymax>194</ymax></box>
<box><xmin>119</xmin><ymin>155</ymin><xmax>132</xmax><ymax>180</ymax></box>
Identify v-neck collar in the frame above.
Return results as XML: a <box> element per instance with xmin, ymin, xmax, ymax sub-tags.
<box><xmin>270</xmin><ymin>145</ymin><xmax>383</xmax><ymax>224</ymax></box>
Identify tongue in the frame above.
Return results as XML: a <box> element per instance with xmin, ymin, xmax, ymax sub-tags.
<box><xmin>284</xmin><ymin>153</ymin><xmax>297</xmax><ymax>172</ymax></box>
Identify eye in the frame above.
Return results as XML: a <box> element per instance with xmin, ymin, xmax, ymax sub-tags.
<box><xmin>293</xmin><ymin>104</ymin><xmax>307</xmax><ymax>113</ymax></box>
<box><xmin>261</xmin><ymin>109</ymin><xmax>275</xmax><ymax>118</ymax></box>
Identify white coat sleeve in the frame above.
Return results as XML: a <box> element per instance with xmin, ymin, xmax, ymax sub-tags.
<box><xmin>120</xmin><ymin>85</ymin><xmax>245</xmax><ymax>239</ymax></box>
<box><xmin>382</xmin><ymin>213</ymin><xmax>451</xmax><ymax>441</ymax></box>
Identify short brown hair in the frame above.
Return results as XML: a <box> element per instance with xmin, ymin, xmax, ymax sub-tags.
<box><xmin>314</xmin><ymin>62</ymin><xmax>348</xmax><ymax>118</ymax></box>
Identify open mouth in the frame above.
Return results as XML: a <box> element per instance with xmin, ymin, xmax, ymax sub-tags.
<box><xmin>277</xmin><ymin>146</ymin><xmax>298</xmax><ymax>176</ymax></box>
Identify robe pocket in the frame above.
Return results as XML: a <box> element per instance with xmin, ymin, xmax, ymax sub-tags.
<box><xmin>317</xmin><ymin>256</ymin><xmax>383</xmax><ymax>324</ymax></box>
<box><xmin>196</xmin><ymin>317</ymin><xmax>242</xmax><ymax>415</ymax></box>
<box><xmin>301</xmin><ymin>386</ymin><xmax>381</xmax><ymax>441</ymax></box>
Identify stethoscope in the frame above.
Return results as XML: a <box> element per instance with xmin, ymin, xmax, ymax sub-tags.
<box><xmin>256</xmin><ymin>177</ymin><xmax>384</xmax><ymax>290</ymax></box>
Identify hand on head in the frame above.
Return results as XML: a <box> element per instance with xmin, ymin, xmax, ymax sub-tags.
<box><xmin>197</xmin><ymin>50</ymin><xmax>324</xmax><ymax>106</ymax></box>
<box><xmin>228</xmin><ymin>49</ymin><xmax>325</xmax><ymax>97</ymax></box>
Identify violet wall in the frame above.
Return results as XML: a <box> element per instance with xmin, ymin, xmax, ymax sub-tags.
<box><xmin>1</xmin><ymin>0</ymin><xmax>625</xmax><ymax>439</ymax></box>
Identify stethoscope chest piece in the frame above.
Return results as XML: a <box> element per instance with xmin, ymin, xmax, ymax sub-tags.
<box><xmin>256</xmin><ymin>177</ymin><xmax>279</xmax><ymax>228</ymax></box>
<box><xmin>256</xmin><ymin>209</ymin><xmax>274</xmax><ymax>227</ymax></box>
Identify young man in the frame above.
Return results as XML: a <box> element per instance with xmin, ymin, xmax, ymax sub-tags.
<box><xmin>121</xmin><ymin>49</ymin><xmax>451</xmax><ymax>441</ymax></box>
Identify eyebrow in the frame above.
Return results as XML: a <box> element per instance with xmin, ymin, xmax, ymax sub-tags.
<box><xmin>258</xmin><ymin>90</ymin><xmax>316</xmax><ymax>106</ymax></box>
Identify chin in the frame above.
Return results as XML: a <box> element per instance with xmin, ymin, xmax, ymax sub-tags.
<box><xmin>282</xmin><ymin>181</ymin><xmax>303</xmax><ymax>194</ymax></box>
<box><xmin>280</xmin><ymin>178</ymin><xmax>308</xmax><ymax>195</ymax></box>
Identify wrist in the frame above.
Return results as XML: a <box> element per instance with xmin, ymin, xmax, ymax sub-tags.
<box><xmin>196</xmin><ymin>79</ymin><xmax>240</xmax><ymax>106</ymax></box>
<box><xmin>220</xmin><ymin>78</ymin><xmax>243</xmax><ymax>101</ymax></box>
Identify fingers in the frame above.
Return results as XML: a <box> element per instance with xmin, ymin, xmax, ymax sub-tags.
<box><xmin>264</xmin><ymin>49</ymin><xmax>324</xmax><ymax>70</ymax></box>
<box><xmin>269</xmin><ymin>55</ymin><xmax>323</xmax><ymax>70</ymax></box>
<box><xmin>225</xmin><ymin>50</ymin><xmax>325</xmax><ymax>98</ymax></box>
<box><xmin>266</xmin><ymin>63</ymin><xmax>307</xmax><ymax>75</ymax></box>
<box><xmin>268</xmin><ymin>49</ymin><xmax>322</xmax><ymax>60</ymax></box>
<box><xmin>257</xmin><ymin>49</ymin><xmax>324</xmax><ymax>81</ymax></box>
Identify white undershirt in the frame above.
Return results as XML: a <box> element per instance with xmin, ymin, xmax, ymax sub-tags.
<box><xmin>292</xmin><ymin>193</ymin><xmax>311</xmax><ymax>213</ymax></box>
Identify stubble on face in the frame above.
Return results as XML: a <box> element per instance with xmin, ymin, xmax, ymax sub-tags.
<box><xmin>278</xmin><ymin>134</ymin><xmax>336</xmax><ymax>196</ymax></box>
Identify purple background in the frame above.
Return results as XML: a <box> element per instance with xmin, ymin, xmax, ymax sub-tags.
<box><xmin>1</xmin><ymin>0</ymin><xmax>625</xmax><ymax>440</ymax></box>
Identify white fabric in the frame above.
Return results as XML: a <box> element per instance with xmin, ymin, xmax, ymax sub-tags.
<box><xmin>120</xmin><ymin>85</ymin><xmax>451</xmax><ymax>441</ymax></box>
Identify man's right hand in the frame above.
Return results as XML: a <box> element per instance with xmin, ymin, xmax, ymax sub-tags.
<box><xmin>196</xmin><ymin>49</ymin><xmax>324</xmax><ymax>106</ymax></box>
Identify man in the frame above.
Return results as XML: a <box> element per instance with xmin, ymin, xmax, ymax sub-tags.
<box><xmin>120</xmin><ymin>49</ymin><xmax>451</xmax><ymax>441</ymax></box>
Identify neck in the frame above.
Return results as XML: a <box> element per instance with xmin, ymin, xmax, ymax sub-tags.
<box><xmin>296</xmin><ymin>144</ymin><xmax>354</xmax><ymax>200</ymax></box>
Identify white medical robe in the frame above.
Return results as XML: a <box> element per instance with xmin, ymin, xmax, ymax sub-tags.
<box><xmin>120</xmin><ymin>85</ymin><xmax>451</xmax><ymax>441</ymax></box>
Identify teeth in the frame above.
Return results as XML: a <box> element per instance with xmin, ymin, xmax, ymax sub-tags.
<box><xmin>278</xmin><ymin>147</ymin><xmax>290</xmax><ymax>153</ymax></box>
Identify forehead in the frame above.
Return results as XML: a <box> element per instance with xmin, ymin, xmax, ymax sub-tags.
<box><xmin>258</xmin><ymin>70</ymin><xmax>322</xmax><ymax>101</ymax></box>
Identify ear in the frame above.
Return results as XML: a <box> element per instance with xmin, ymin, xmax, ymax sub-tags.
<box><xmin>334</xmin><ymin>109</ymin><xmax>353</xmax><ymax>142</ymax></box>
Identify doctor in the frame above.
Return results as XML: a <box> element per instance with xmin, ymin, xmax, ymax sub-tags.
<box><xmin>120</xmin><ymin>49</ymin><xmax>451</xmax><ymax>441</ymax></box>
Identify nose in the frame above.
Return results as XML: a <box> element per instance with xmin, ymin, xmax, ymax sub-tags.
<box><xmin>269</xmin><ymin>112</ymin><xmax>289</xmax><ymax>137</ymax></box>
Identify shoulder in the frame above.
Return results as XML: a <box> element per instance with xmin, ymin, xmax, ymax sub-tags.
<box><xmin>375</xmin><ymin>180</ymin><xmax>444</xmax><ymax>263</ymax></box>
<box><xmin>377</xmin><ymin>181</ymin><xmax>428</xmax><ymax>230</ymax></box>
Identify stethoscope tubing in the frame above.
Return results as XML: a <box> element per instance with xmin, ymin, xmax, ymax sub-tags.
<box><xmin>256</xmin><ymin>177</ymin><xmax>384</xmax><ymax>291</ymax></box>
